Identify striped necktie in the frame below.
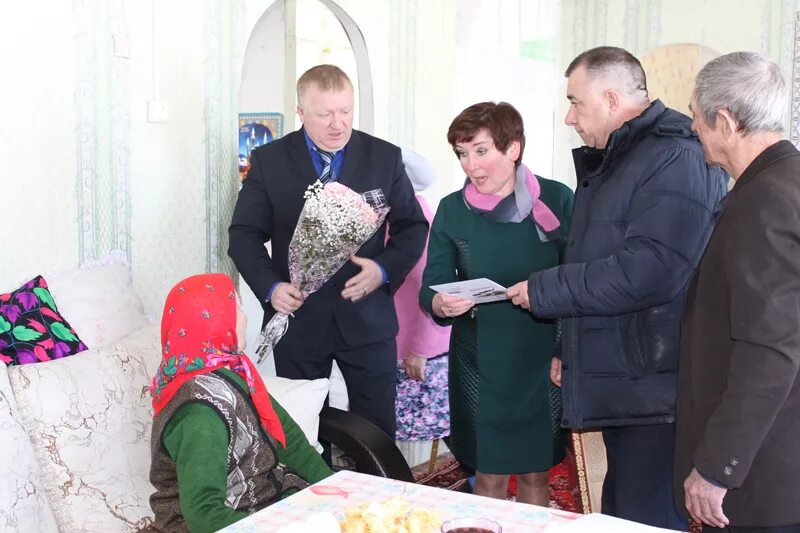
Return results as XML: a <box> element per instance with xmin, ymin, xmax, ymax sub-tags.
<box><xmin>316</xmin><ymin>147</ymin><xmax>335</xmax><ymax>183</ymax></box>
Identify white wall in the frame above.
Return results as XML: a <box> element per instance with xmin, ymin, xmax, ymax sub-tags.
<box><xmin>127</xmin><ymin>1</ymin><xmax>210</xmax><ymax>314</ymax></box>
<box><xmin>0</xmin><ymin>1</ymin><xmax>216</xmax><ymax>315</ymax></box>
<box><xmin>453</xmin><ymin>0</ymin><xmax>561</xmax><ymax>187</ymax></box>
<box><xmin>0</xmin><ymin>3</ymin><xmax>79</xmax><ymax>283</ymax></box>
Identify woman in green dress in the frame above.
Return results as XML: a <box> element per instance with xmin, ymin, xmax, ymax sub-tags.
<box><xmin>420</xmin><ymin>102</ymin><xmax>573</xmax><ymax>506</ymax></box>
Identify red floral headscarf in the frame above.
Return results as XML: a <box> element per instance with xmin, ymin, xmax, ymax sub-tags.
<box><xmin>150</xmin><ymin>273</ymin><xmax>286</xmax><ymax>447</ymax></box>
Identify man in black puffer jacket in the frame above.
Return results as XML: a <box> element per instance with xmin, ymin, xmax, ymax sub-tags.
<box><xmin>508</xmin><ymin>47</ymin><xmax>727</xmax><ymax>529</ymax></box>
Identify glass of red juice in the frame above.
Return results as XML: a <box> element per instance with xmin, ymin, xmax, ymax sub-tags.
<box><xmin>440</xmin><ymin>517</ymin><xmax>502</xmax><ymax>533</ymax></box>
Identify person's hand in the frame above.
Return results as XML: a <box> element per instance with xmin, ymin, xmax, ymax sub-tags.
<box><xmin>270</xmin><ymin>282</ymin><xmax>304</xmax><ymax>315</ymax></box>
<box><xmin>550</xmin><ymin>357</ymin><xmax>562</xmax><ymax>387</ymax></box>
<box><xmin>342</xmin><ymin>256</ymin><xmax>384</xmax><ymax>302</ymax></box>
<box><xmin>432</xmin><ymin>292</ymin><xmax>474</xmax><ymax>319</ymax></box>
<box><xmin>684</xmin><ymin>468</ymin><xmax>729</xmax><ymax>528</ymax></box>
<box><xmin>402</xmin><ymin>353</ymin><xmax>427</xmax><ymax>381</ymax></box>
<box><xmin>507</xmin><ymin>281</ymin><xmax>530</xmax><ymax>310</ymax></box>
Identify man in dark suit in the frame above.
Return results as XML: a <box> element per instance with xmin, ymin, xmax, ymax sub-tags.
<box><xmin>676</xmin><ymin>51</ymin><xmax>800</xmax><ymax>532</ymax></box>
<box><xmin>228</xmin><ymin>65</ymin><xmax>428</xmax><ymax>438</ymax></box>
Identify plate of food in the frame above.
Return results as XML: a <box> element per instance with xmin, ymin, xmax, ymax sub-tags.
<box><xmin>339</xmin><ymin>496</ymin><xmax>441</xmax><ymax>533</ymax></box>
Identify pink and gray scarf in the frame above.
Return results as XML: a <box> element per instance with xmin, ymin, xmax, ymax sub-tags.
<box><xmin>462</xmin><ymin>163</ymin><xmax>563</xmax><ymax>241</ymax></box>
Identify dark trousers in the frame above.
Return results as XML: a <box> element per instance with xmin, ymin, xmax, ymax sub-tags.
<box><xmin>274</xmin><ymin>326</ymin><xmax>397</xmax><ymax>438</ymax></box>
<box><xmin>704</xmin><ymin>526</ymin><xmax>800</xmax><ymax>533</ymax></box>
<box><xmin>601</xmin><ymin>423</ymin><xmax>686</xmax><ymax>530</ymax></box>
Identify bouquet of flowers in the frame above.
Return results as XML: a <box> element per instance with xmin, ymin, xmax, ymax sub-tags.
<box><xmin>255</xmin><ymin>181</ymin><xmax>390</xmax><ymax>363</ymax></box>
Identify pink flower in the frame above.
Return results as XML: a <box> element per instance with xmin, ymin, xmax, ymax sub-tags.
<box><xmin>359</xmin><ymin>206</ymin><xmax>378</xmax><ymax>225</ymax></box>
<box><xmin>323</xmin><ymin>182</ymin><xmax>353</xmax><ymax>196</ymax></box>
<box><xmin>34</xmin><ymin>346</ymin><xmax>51</xmax><ymax>362</ymax></box>
<box><xmin>27</xmin><ymin>318</ymin><xmax>46</xmax><ymax>333</ymax></box>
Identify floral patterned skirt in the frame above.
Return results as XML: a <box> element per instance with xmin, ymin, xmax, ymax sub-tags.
<box><xmin>395</xmin><ymin>354</ymin><xmax>450</xmax><ymax>441</ymax></box>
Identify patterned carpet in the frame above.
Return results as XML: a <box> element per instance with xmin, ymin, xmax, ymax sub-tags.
<box><xmin>413</xmin><ymin>453</ymin><xmax>582</xmax><ymax>513</ymax></box>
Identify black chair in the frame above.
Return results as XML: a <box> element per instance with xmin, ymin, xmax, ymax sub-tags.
<box><xmin>318</xmin><ymin>406</ymin><xmax>414</xmax><ymax>482</ymax></box>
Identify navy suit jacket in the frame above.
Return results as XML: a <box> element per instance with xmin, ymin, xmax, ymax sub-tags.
<box><xmin>228</xmin><ymin>128</ymin><xmax>428</xmax><ymax>349</ymax></box>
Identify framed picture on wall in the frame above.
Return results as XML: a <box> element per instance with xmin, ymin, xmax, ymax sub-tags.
<box><xmin>238</xmin><ymin>112</ymin><xmax>284</xmax><ymax>181</ymax></box>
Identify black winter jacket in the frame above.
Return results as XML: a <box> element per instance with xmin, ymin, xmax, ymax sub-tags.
<box><xmin>528</xmin><ymin>100</ymin><xmax>728</xmax><ymax>428</ymax></box>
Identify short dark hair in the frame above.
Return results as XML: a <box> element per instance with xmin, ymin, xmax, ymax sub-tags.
<box><xmin>446</xmin><ymin>102</ymin><xmax>525</xmax><ymax>167</ymax></box>
<box><xmin>565</xmin><ymin>46</ymin><xmax>648</xmax><ymax>97</ymax></box>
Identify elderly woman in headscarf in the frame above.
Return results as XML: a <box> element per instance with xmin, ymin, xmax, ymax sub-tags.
<box><xmin>147</xmin><ymin>273</ymin><xmax>331</xmax><ymax>533</ymax></box>
<box><xmin>393</xmin><ymin>149</ymin><xmax>452</xmax><ymax>443</ymax></box>
<box><xmin>420</xmin><ymin>102</ymin><xmax>573</xmax><ymax>505</ymax></box>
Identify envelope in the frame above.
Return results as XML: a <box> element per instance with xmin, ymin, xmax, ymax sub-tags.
<box><xmin>430</xmin><ymin>278</ymin><xmax>508</xmax><ymax>304</ymax></box>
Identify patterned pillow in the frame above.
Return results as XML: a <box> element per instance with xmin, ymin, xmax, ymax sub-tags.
<box><xmin>0</xmin><ymin>276</ymin><xmax>87</xmax><ymax>366</ymax></box>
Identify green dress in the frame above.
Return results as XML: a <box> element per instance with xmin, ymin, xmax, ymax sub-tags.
<box><xmin>420</xmin><ymin>177</ymin><xmax>573</xmax><ymax>474</ymax></box>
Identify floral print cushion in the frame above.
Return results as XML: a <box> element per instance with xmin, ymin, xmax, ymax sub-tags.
<box><xmin>0</xmin><ymin>276</ymin><xmax>87</xmax><ymax>366</ymax></box>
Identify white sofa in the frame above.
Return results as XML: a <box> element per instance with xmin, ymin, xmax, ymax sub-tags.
<box><xmin>1</xmin><ymin>324</ymin><xmax>161</xmax><ymax>532</ymax></box>
<box><xmin>0</xmin><ymin>263</ymin><xmax>331</xmax><ymax>532</ymax></box>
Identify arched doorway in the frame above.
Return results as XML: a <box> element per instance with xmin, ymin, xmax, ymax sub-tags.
<box><xmin>239</xmin><ymin>0</ymin><xmax>373</xmax><ymax>136</ymax></box>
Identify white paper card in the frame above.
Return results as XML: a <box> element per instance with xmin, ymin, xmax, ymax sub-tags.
<box><xmin>430</xmin><ymin>278</ymin><xmax>508</xmax><ymax>304</ymax></box>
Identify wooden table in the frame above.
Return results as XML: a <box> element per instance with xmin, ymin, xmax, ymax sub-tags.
<box><xmin>220</xmin><ymin>470</ymin><xmax>582</xmax><ymax>532</ymax></box>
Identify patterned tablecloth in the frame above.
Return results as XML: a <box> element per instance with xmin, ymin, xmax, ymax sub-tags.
<box><xmin>220</xmin><ymin>470</ymin><xmax>581</xmax><ymax>532</ymax></box>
